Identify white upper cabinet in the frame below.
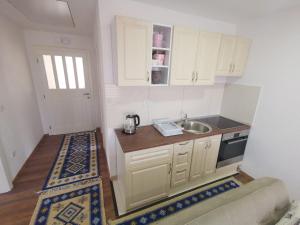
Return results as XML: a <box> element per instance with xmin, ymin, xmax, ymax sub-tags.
<box><xmin>216</xmin><ymin>35</ymin><xmax>252</xmax><ymax>77</ymax></box>
<box><xmin>115</xmin><ymin>16</ymin><xmax>152</xmax><ymax>86</ymax></box>
<box><xmin>232</xmin><ymin>37</ymin><xmax>252</xmax><ymax>76</ymax></box>
<box><xmin>114</xmin><ymin>16</ymin><xmax>251</xmax><ymax>85</ymax></box>
<box><xmin>194</xmin><ymin>32</ymin><xmax>221</xmax><ymax>85</ymax></box>
<box><xmin>170</xmin><ymin>26</ymin><xmax>199</xmax><ymax>86</ymax></box>
<box><xmin>170</xmin><ymin>26</ymin><xmax>221</xmax><ymax>86</ymax></box>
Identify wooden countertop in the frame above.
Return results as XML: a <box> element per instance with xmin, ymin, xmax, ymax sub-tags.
<box><xmin>115</xmin><ymin>120</ymin><xmax>250</xmax><ymax>153</ymax></box>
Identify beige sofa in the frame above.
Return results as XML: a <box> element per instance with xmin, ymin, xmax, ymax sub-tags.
<box><xmin>157</xmin><ymin>177</ymin><xmax>290</xmax><ymax>225</ymax></box>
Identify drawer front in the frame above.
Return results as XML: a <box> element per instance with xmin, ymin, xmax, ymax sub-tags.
<box><xmin>174</xmin><ymin>140</ymin><xmax>193</xmax><ymax>162</ymax></box>
<box><xmin>127</xmin><ymin>144</ymin><xmax>173</xmax><ymax>171</ymax></box>
<box><xmin>171</xmin><ymin>140</ymin><xmax>193</xmax><ymax>187</ymax></box>
<box><xmin>172</xmin><ymin>168</ymin><xmax>189</xmax><ymax>186</ymax></box>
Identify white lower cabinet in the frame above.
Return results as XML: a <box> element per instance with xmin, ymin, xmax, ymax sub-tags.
<box><xmin>125</xmin><ymin>144</ymin><xmax>173</xmax><ymax>210</ymax></box>
<box><xmin>171</xmin><ymin>140</ymin><xmax>193</xmax><ymax>187</ymax></box>
<box><xmin>190</xmin><ymin>135</ymin><xmax>222</xmax><ymax>180</ymax></box>
<box><xmin>115</xmin><ymin>134</ymin><xmax>226</xmax><ymax>213</ymax></box>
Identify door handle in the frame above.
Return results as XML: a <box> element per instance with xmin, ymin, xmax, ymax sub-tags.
<box><xmin>178</xmin><ymin>152</ymin><xmax>188</xmax><ymax>156</ymax></box>
<box><xmin>176</xmin><ymin>169</ymin><xmax>186</xmax><ymax>174</ymax></box>
<box><xmin>227</xmin><ymin>138</ymin><xmax>248</xmax><ymax>145</ymax></box>
<box><xmin>83</xmin><ymin>93</ymin><xmax>90</xmax><ymax>96</ymax></box>
<box><xmin>147</xmin><ymin>71</ymin><xmax>150</xmax><ymax>82</ymax></box>
<box><xmin>192</xmin><ymin>71</ymin><xmax>195</xmax><ymax>82</ymax></box>
<box><xmin>179</xmin><ymin>141</ymin><xmax>190</xmax><ymax>146</ymax></box>
<box><xmin>169</xmin><ymin>163</ymin><xmax>172</xmax><ymax>174</ymax></box>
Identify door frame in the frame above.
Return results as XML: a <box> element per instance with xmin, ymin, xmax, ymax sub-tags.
<box><xmin>31</xmin><ymin>46</ymin><xmax>94</xmax><ymax>134</ymax></box>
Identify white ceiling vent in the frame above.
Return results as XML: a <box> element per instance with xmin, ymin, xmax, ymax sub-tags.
<box><xmin>7</xmin><ymin>0</ymin><xmax>75</xmax><ymax>28</ymax></box>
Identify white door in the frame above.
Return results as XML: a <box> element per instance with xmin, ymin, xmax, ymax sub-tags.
<box><xmin>216</xmin><ymin>35</ymin><xmax>236</xmax><ymax>75</ymax></box>
<box><xmin>37</xmin><ymin>48</ymin><xmax>94</xmax><ymax>135</ymax></box>
<box><xmin>194</xmin><ymin>32</ymin><xmax>221</xmax><ymax>85</ymax></box>
<box><xmin>126</xmin><ymin>145</ymin><xmax>173</xmax><ymax>209</ymax></box>
<box><xmin>203</xmin><ymin>135</ymin><xmax>221</xmax><ymax>176</ymax></box>
<box><xmin>116</xmin><ymin>16</ymin><xmax>152</xmax><ymax>86</ymax></box>
<box><xmin>170</xmin><ymin>26</ymin><xmax>199</xmax><ymax>86</ymax></box>
<box><xmin>190</xmin><ymin>138</ymin><xmax>208</xmax><ymax>181</ymax></box>
<box><xmin>231</xmin><ymin>37</ymin><xmax>252</xmax><ymax>76</ymax></box>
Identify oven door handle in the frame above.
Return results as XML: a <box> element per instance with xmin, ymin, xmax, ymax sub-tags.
<box><xmin>226</xmin><ymin>137</ymin><xmax>248</xmax><ymax>145</ymax></box>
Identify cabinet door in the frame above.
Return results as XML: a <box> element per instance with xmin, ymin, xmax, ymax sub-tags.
<box><xmin>203</xmin><ymin>135</ymin><xmax>221</xmax><ymax>176</ymax></box>
<box><xmin>126</xmin><ymin>145</ymin><xmax>173</xmax><ymax>209</ymax></box>
<box><xmin>170</xmin><ymin>26</ymin><xmax>199</xmax><ymax>86</ymax></box>
<box><xmin>116</xmin><ymin>16</ymin><xmax>152</xmax><ymax>86</ymax></box>
<box><xmin>194</xmin><ymin>32</ymin><xmax>221</xmax><ymax>85</ymax></box>
<box><xmin>190</xmin><ymin>138</ymin><xmax>208</xmax><ymax>181</ymax></box>
<box><xmin>231</xmin><ymin>37</ymin><xmax>252</xmax><ymax>77</ymax></box>
<box><xmin>171</xmin><ymin>141</ymin><xmax>193</xmax><ymax>187</ymax></box>
<box><xmin>216</xmin><ymin>35</ymin><xmax>236</xmax><ymax>75</ymax></box>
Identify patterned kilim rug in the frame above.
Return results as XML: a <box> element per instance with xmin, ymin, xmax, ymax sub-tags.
<box><xmin>109</xmin><ymin>178</ymin><xmax>242</xmax><ymax>225</ymax></box>
<box><xmin>30</xmin><ymin>178</ymin><xmax>106</xmax><ymax>225</ymax></box>
<box><xmin>43</xmin><ymin>131</ymin><xmax>99</xmax><ymax>190</ymax></box>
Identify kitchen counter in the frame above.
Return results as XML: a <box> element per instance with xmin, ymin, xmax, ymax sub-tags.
<box><xmin>115</xmin><ymin>116</ymin><xmax>250</xmax><ymax>153</ymax></box>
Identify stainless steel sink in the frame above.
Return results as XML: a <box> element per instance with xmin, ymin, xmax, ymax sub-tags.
<box><xmin>176</xmin><ymin>120</ymin><xmax>212</xmax><ymax>134</ymax></box>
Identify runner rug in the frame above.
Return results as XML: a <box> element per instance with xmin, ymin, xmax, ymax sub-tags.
<box><xmin>30</xmin><ymin>178</ymin><xmax>106</xmax><ymax>225</ymax></box>
<box><xmin>109</xmin><ymin>178</ymin><xmax>241</xmax><ymax>225</ymax></box>
<box><xmin>43</xmin><ymin>131</ymin><xmax>99</xmax><ymax>190</ymax></box>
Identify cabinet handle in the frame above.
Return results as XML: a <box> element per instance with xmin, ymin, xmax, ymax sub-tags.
<box><xmin>232</xmin><ymin>64</ymin><xmax>235</xmax><ymax>72</ymax></box>
<box><xmin>196</xmin><ymin>72</ymin><xmax>199</xmax><ymax>82</ymax></box>
<box><xmin>229</xmin><ymin>64</ymin><xmax>232</xmax><ymax>73</ymax></box>
<box><xmin>179</xmin><ymin>141</ymin><xmax>190</xmax><ymax>146</ymax></box>
<box><xmin>205</xmin><ymin>141</ymin><xmax>210</xmax><ymax>149</ymax></box>
<box><xmin>169</xmin><ymin>163</ymin><xmax>172</xmax><ymax>174</ymax></box>
<box><xmin>192</xmin><ymin>71</ymin><xmax>195</xmax><ymax>82</ymax></box>
<box><xmin>176</xmin><ymin>169</ymin><xmax>186</xmax><ymax>174</ymax></box>
<box><xmin>178</xmin><ymin>152</ymin><xmax>188</xmax><ymax>156</ymax></box>
<box><xmin>206</xmin><ymin>140</ymin><xmax>212</xmax><ymax>149</ymax></box>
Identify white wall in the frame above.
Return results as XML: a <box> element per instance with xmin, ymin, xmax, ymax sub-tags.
<box><xmin>96</xmin><ymin>0</ymin><xmax>237</xmax><ymax>175</ymax></box>
<box><xmin>0</xmin><ymin>15</ymin><xmax>44</xmax><ymax>185</ymax></box>
<box><xmin>0</xmin><ymin>139</ymin><xmax>12</xmax><ymax>193</ymax></box>
<box><xmin>234</xmin><ymin>7</ymin><xmax>300</xmax><ymax>199</ymax></box>
<box><xmin>24</xmin><ymin>30</ymin><xmax>101</xmax><ymax>133</ymax></box>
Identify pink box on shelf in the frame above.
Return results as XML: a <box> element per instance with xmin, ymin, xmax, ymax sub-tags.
<box><xmin>153</xmin><ymin>53</ymin><xmax>165</xmax><ymax>65</ymax></box>
<box><xmin>153</xmin><ymin>32</ymin><xmax>163</xmax><ymax>48</ymax></box>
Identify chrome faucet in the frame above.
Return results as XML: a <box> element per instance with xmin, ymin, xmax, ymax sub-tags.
<box><xmin>182</xmin><ymin>113</ymin><xmax>188</xmax><ymax>123</ymax></box>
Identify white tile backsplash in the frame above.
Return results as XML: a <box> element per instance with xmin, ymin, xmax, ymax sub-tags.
<box><xmin>105</xmin><ymin>84</ymin><xmax>225</xmax><ymax>129</ymax></box>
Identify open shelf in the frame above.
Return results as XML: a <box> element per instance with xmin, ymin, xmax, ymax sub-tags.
<box><xmin>152</xmin><ymin>47</ymin><xmax>170</xmax><ymax>51</ymax></box>
<box><xmin>151</xmin><ymin>67</ymin><xmax>169</xmax><ymax>85</ymax></box>
<box><xmin>152</xmin><ymin>65</ymin><xmax>168</xmax><ymax>68</ymax></box>
<box><xmin>151</xmin><ymin>24</ymin><xmax>172</xmax><ymax>86</ymax></box>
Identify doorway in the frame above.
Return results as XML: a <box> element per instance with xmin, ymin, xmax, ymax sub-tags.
<box><xmin>36</xmin><ymin>48</ymin><xmax>95</xmax><ymax>135</ymax></box>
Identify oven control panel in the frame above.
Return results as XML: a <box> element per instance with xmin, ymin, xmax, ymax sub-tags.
<box><xmin>222</xmin><ymin>129</ymin><xmax>250</xmax><ymax>141</ymax></box>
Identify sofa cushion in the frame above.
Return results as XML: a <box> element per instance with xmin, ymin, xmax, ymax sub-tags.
<box><xmin>156</xmin><ymin>177</ymin><xmax>290</xmax><ymax>225</ymax></box>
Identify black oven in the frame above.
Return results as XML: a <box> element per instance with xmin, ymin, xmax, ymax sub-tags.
<box><xmin>217</xmin><ymin>129</ymin><xmax>249</xmax><ymax>168</ymax></box>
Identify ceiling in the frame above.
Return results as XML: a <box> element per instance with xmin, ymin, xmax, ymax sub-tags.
<box><xmin>0</xmin><ymin>0</ymin><xmax>97</xmax><ymax>35</ymax></box>
<box><xmin>133</xmin><ymin>0</ymin><xmax>300</xmax><ymax>23</ymax></box>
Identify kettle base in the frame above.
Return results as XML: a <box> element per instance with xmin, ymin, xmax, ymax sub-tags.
<box><xmin>123</xmin><ymin>129</ymin><xmax>136</xmax><ymax>135</ymax></box>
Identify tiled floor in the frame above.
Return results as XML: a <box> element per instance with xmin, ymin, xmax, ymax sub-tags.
<box><xmin>0</xmin><ymin>129</ymin><xmax>253</xmax><ymax>225</ymax></box>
